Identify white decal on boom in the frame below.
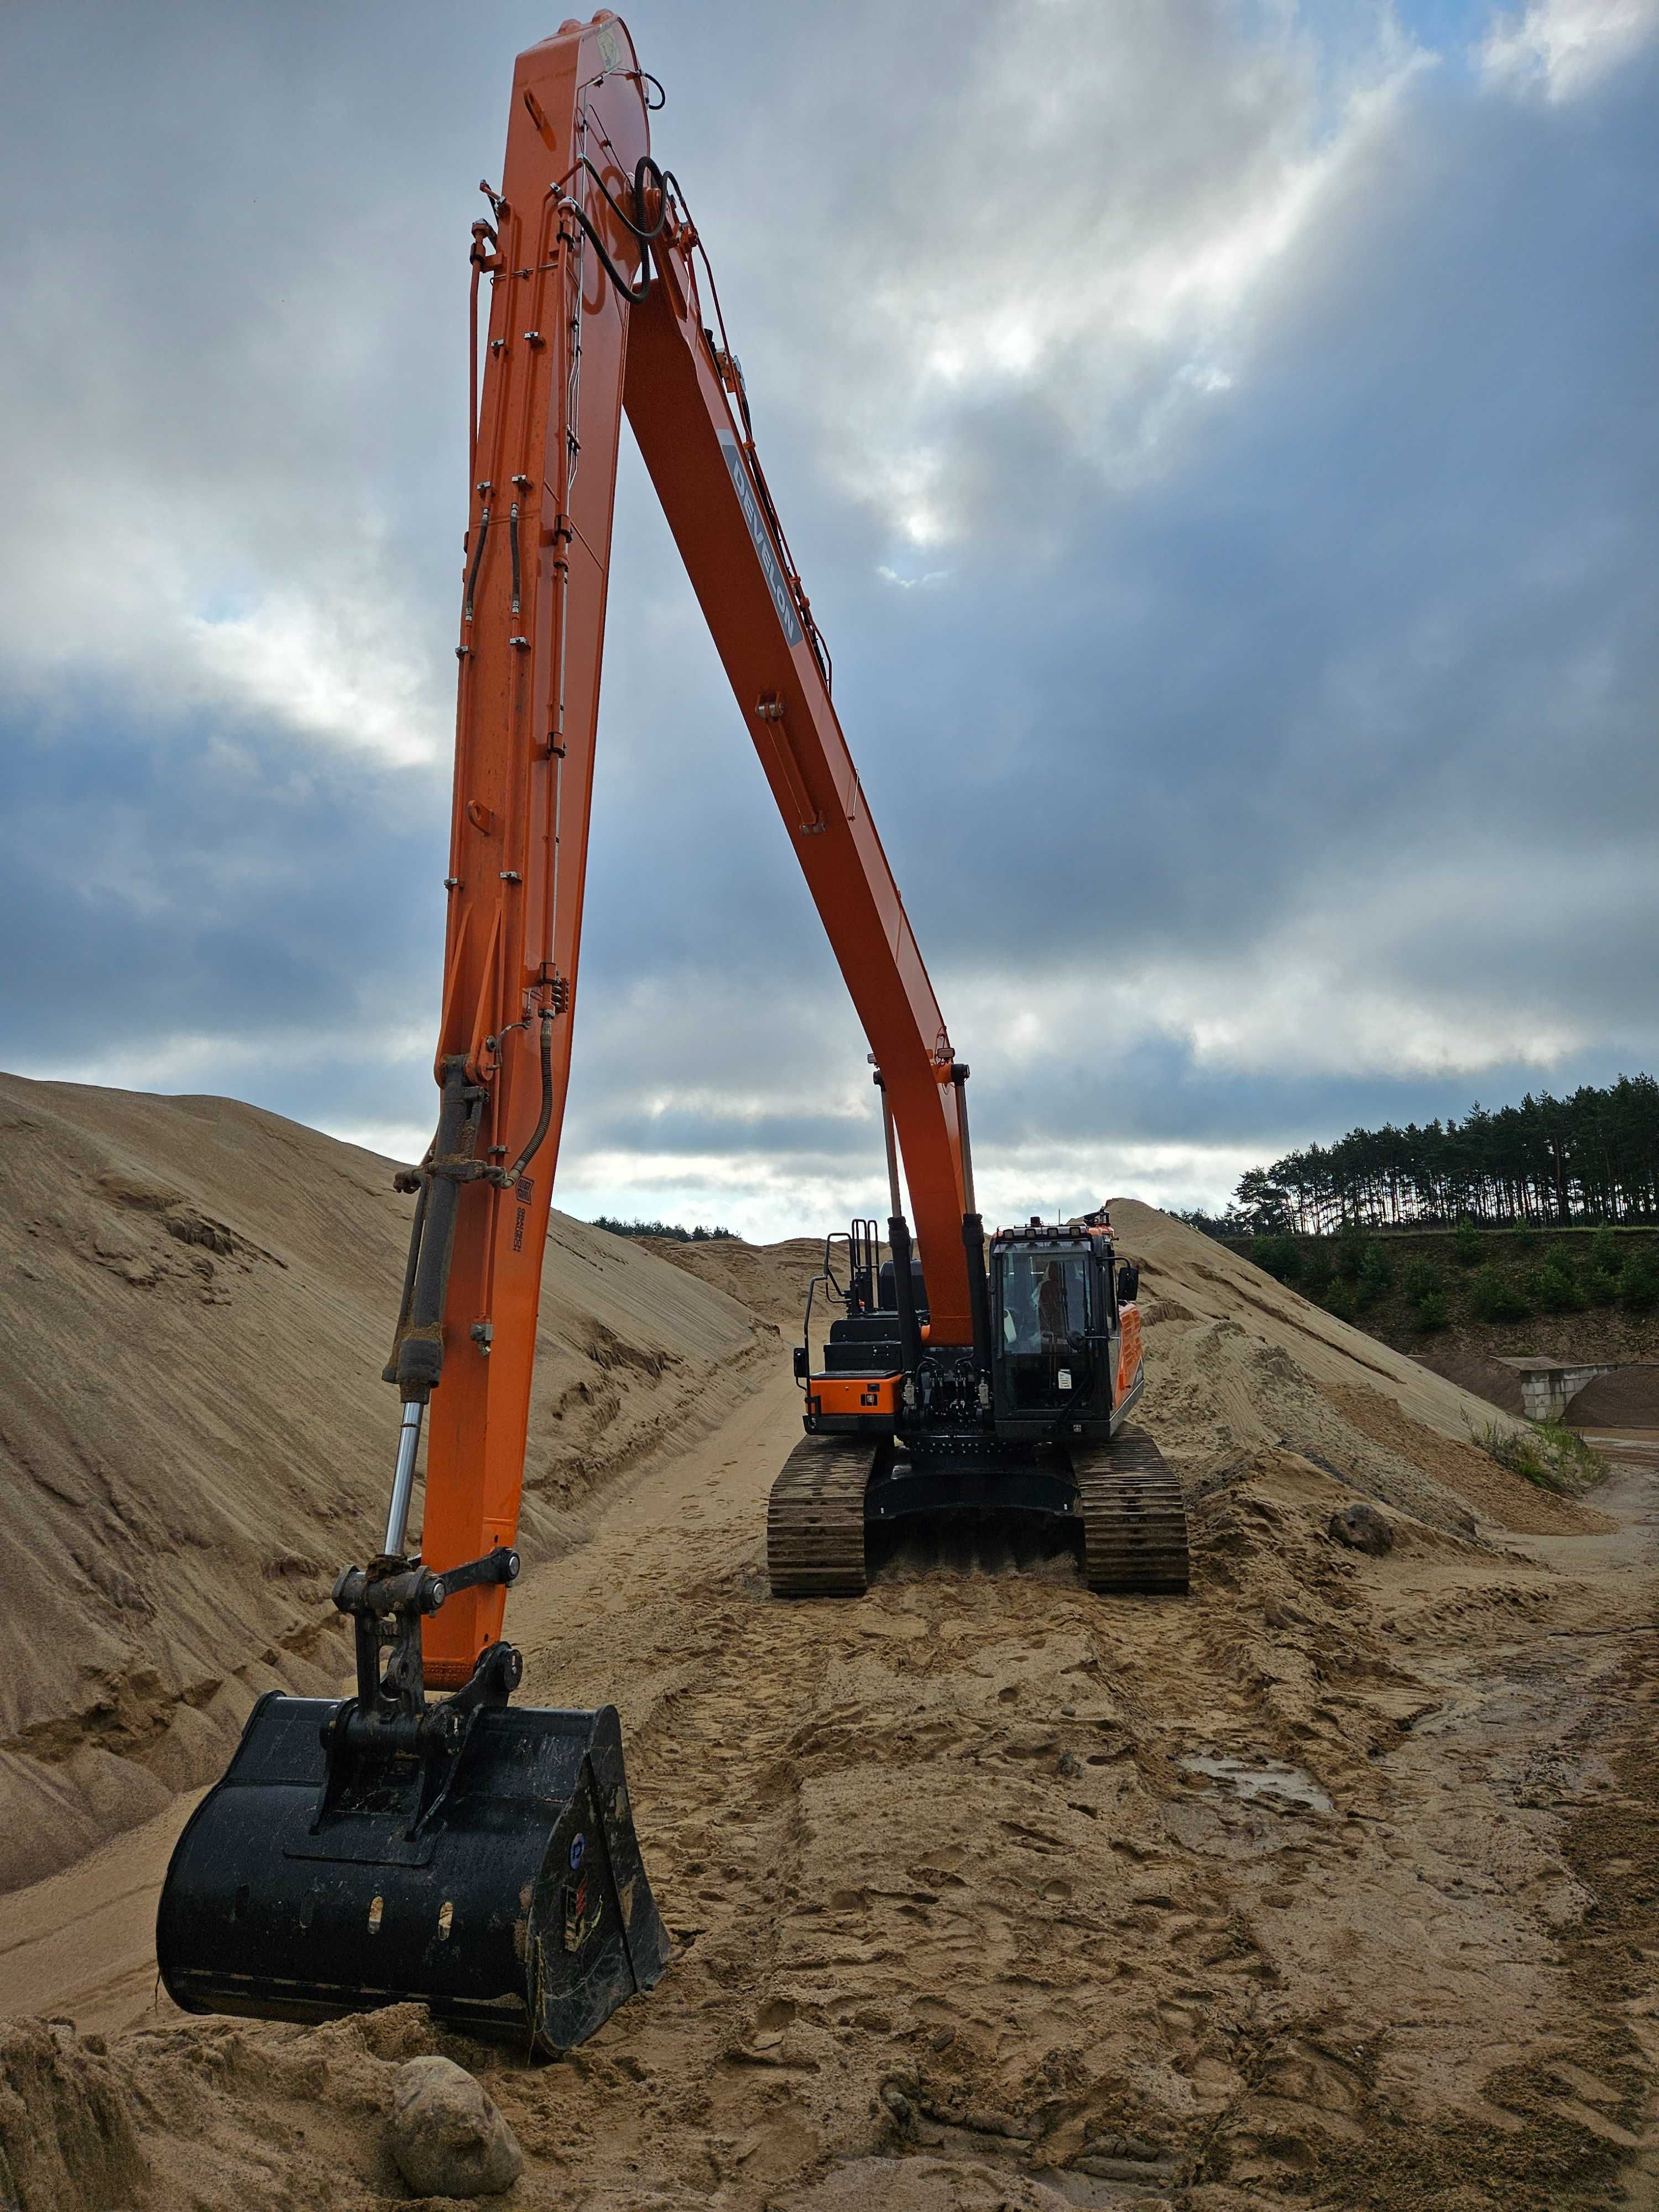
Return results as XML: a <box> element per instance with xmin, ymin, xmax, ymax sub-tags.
<box><xmin>718</xmin><ymin>431</ymin><xmax>804</xmax><ymax>648</ymax></box>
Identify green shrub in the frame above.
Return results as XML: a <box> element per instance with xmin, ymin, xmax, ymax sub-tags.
<box><xmin>1620</xmin><ymin>1255</ymin><xmax>1659</xmax><ymax>1313</ymax></box>
<box><xmin>1334</xmin><ymin>1223</ymin><xmax>1371</xmax><ymax>1281</ymax></box>
<box><xmin>1509</xmin><ymin>1222</ymin><xmax>1540</xmax><ymax>1254</ymax></box>
<box><xmin>1532</xmin><ymin>1262</ymin><xmax>1584</xmax><ymax>1314</ymax></box>
<box><xmin>1300</xmin><ymin>1252</ymin><xmax>1333</xmax><ymax>1298</ymax></box>
<box><xmin>1251</xmin><ymin>1234</ymin><xmax>1301</xmax><ymax>1283</ymax></box>
<box><xmin>1453</xmin><ymin>1220</ymin><xmax>1484</xmax><ymax>1266</ymax></box>
<box><xmin>1590</xmin><ymin>1227</ymin><xmax>1624</xmax><ymax>1276</ymax></box>
<box><xmin>1468</xmin><ymin>1265</ymin><xmax>1532</xmax><ymax>1322</ymax></box>
<box><xmin>1584</xmin><ymin>1265</ymin><xmax>1623</xmax><ymax>1307</ymax></box>
<box><xmin>1474</xmin><ymin>1419</ymin><xmax>1604</xmax><ymax>1495</ymax></box>
<box><xmin>1322</xmin><ymin>1279</ymin><xmax>1357</xmax><ymax>1321</ymax></box>
<box><xmin>1353</xmin><ymin>1243</ymin><xmax>1393</xmax><ymax>1310</ymax></box>
<box><xmin>1403</xmin><ymin>1259</ymin><xmax>1444</xmax><ymax>1302</ymax></box>
<box><xmin>1414</xmin><ymin>1289</ymin><xmax>1449</xmax><ymax>1332</ymax></box>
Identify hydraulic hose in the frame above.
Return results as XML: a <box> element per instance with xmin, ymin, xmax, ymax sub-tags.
<box><xmin>555</xmin><ymin>154</ymin><xmax>670</xmax><ymax>307</ymax></box>
<box><xmin>463</xmin><ymin>504</ymin><xmax>491</xmax><ymax>623</ymax></box>
<box><xmin>493</xmin><ymin>1008</ymin><xmax>556</xmax><ymax>1187</ymax></box>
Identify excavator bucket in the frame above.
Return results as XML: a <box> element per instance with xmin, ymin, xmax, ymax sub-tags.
<box><xmin>157</xmin><ymin>1690</ymin><xmax>670</xmax><ymax>2052</ymax></box>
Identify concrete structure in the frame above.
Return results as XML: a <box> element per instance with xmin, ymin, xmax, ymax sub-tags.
<box><xmin>1494</xmin><ymin>1357</ymin><xmax>1615</xmax><ymax>1423</ymax></box>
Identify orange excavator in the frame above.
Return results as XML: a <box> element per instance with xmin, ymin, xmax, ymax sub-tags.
<box><xmin>155</xmin><ymin>12</ymin><xmax>1187</xmax><ymax>2056</ymax></box>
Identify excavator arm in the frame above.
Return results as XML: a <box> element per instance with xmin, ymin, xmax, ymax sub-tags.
<box><xmin>413</xmin><ymin>12</ymin><xmax>974</xmax><ymax>1687</ymax></box>
<box><xmin>155</xmin><ymin>13</ymin><xmax>1183</xmax><ymax>2059</ymax></box>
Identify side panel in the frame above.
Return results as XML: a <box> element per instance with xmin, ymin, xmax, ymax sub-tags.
<box><xmin>807</xmin><ymin>1373</ymin><xmax>902</xmax><ymax>1419</ymax></box>
<box><xmin>1116</xmin><ymin>1304</ymin><xmax>1144</xmax><ymax>1404</ymax></box>
<box><xmin>421</xmin><ymin>20</ymin><xmax>650</xmax><ymax>1682</ymax></box>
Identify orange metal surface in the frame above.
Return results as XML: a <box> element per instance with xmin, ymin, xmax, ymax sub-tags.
<box><xmin>421</xmin><ymin>15</ymin><xmax>649</xmax><ymax>1681</ymax></box>
<box><xmin>419</xmin><ymin>13</ymin><xmax>971</xmax><ymax>1682</ymax></box>
<box><xmin>807</xmin><ymin>1373</ymin><xmax>903</xmax><ymax>1418</ymax></box>
<box><xmin>1117</xmin><ymin>1305</ymin><xmax>1144</xmax><ymax>1403</ymax></box>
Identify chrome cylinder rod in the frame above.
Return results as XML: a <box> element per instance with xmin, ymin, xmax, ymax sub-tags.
<box><xmin>875</xmin><ymin>1071</ymin><xmax>902</xmax><ymax>1220</ymax></box>
<box><xmin>952</xmin><ymin>1063</ymin><xmax>977</xmax><ymax>1216</ymax></box>
<box><xmin>384</xmin><ymin>1398</ymin><xmax>424</xmax><ymax>1557</ymax></box>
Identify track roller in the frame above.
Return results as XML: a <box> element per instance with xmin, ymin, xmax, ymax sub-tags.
<box><xmin>766</xmin><ymin>1433</ymin><xmax>874</xmax><ymax>1595</ymax></box>
<box><xmin>1076</xmin><ymin>1424</ymin><xmax>1190</xmax><ymax>1594</ymax></box>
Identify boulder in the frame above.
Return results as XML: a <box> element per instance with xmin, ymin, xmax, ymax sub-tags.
<box><xmin>386</xmin><ymin>2055</ymin><xmax>523</xmax><ymax>2198</ymax></box>
<box><xmin>1328</xmin><ymin>1500</ymin><xmax>1394</xmax><ymax>1556</ymax></box>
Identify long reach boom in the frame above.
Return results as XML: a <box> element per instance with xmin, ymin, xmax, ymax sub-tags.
<box><xmin>155</xmin><ymin>11</ymin><xmax>1186</xmax><ymax>2063</ymax></box>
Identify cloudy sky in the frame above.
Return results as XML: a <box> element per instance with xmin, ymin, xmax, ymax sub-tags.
<box><xmin>1</xmin><ymin>0</ymin><xmax>1655</xmax><ymax>1239</ymax></box>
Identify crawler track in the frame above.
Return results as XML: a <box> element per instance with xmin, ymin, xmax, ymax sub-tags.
<box><xmin>1076</xmin><ymin>1424</ymin><xmax>1190</xmax><ymax>1594</ymax></box>
<box><xmin>766</xmin><ymin>1433</ymin><xmax>874</xmax><ymax>1597</ymax></box>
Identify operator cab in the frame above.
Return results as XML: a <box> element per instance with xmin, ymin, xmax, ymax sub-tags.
<box><xmin>796</xmin><ymin>1204</ymin><xmax>1144</xmax><ymax>1448</ymax></box>
<box><xmin>989</xmin><ymin>1212</ymin><xmax>1140</xmax><ymax>1443</ymax></box>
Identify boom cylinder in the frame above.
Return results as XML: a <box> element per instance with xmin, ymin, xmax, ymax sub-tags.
<box><xmin>962</xmin><ymin>1212</ymin><xmax>994</xmax><ymax>1377</ymax></box>
<box><xmin>950</xmin><ymin>1063</ymin><xmax>977</xmax><ymax>1215</ymax></box>
<box><xmin>875</xmin><ymin>1071</ymin><xmax>902</xmax><ymax>1220</ymax></box>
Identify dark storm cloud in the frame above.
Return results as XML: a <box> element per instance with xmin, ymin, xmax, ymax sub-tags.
<box><xmin>1</xmin><ymin>1</ymin><xmax>1655</xmax><ymax>1232</ymax></box>
<box><xmin>0</xmin><ymin>697</ymin><xmax>446</xmax><ymax>1128</ymax></box>
<box><xmin>571</xmin><ymin>22</ymin><xmax>1659</xmax><ymax>1201</ymax></box>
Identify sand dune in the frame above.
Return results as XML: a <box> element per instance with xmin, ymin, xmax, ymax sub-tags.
<box><xmin>0</xmin><ymin>1073</ymin><xmax>774</xmax><ymax>1889</ymax></box>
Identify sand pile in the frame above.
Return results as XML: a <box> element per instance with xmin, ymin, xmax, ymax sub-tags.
<box><xmin>1567</xmin><ymin>1363</ymin><xmax>1659</xmax><ymax>1427</ymax></box>
<box><xmin>1407</xmin><ymin>1343</ymin><xmax>1529</xmax><ymax>1416</ymax></box>
<box><xmin>2</xmin><ymin>1136</ymin><xmax>1647</xmax><ymax>2211</ymax></box>
<box><xmin>0</xmin><ymin>1072</ymin><xmax>775</xmax><ymax>1889</ymax></box>
<box><xmin>1105</xmin><ymin>1198</ymin><xmax>1604</xmax><ymax>1541</ymax></box>
<box><xmin>640</xmin><ymin>1230</ymin><xmax>824</xmax><ymax>1330</ymax></box>
<box><xmin>1110</xmin><ymin>1199</ymin><xmax>1524</xmax><ymax>1447</ymax></box>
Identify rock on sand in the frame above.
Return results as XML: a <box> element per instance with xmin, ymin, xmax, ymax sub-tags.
<box><xmin>387</xmin><ymin>2054</ymin><xmax>523</xmax><ymax>2198</ymax></box>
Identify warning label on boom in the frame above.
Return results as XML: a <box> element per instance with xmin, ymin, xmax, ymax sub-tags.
<box><xmin>718</xmin><ymin>430</ymin><xmax>804</xmax><ymax>648</ymax></box>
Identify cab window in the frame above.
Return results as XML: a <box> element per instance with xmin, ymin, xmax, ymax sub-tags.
<box><xmin>998</xmin><ymin>1250</ymin><xmax>1091</xmax><ymax>1352</ymax></box>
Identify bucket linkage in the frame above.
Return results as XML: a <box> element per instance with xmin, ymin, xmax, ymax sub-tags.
<box><xmin>157</xmin><ymin>1525</ymin><xmax>670</xmax><ymax>2052</ymax></box>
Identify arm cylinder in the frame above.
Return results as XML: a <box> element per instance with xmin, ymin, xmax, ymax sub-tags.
<box><xmin>396</xmin><ymin>1058</ymin><xmax>479</xmax><ymax>1403</ymax></box>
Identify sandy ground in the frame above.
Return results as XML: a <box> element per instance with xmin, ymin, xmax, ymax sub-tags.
<box><xmin>5</xmin><ymin>1378</ymin><xmax>1657</xmax><ymax>2210</ymax></box>
<box><xmin>4</xmin><ymin>1145</ymin><xmax>1658</xmax><ymax>2209</ymax></box>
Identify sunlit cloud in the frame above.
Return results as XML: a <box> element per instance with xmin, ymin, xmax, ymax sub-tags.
<box><xmin>1480</xmin><ymin>0</ymin><xmax>1659</xmax><ymax>98</ymax></box>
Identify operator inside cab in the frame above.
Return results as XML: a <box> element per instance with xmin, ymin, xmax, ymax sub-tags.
<box><xmin>1038</xmin><ymin>1260</ymin><xmax>1071</xmax><ymax>1350</ymax></box>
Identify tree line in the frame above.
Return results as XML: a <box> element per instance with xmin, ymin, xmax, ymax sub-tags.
<box><xmin>590</xmin><ymin>1216</ymin><xmax>738</xmax><ymax>1244</ymax></box>
<box><xmin>1249</xmin><ymin>1218</ymin><xmax>1659</xmax><ymax>1331</ymax></box>
<box><xmin>1228</xmin><ymin>1074</ymin><xmax>1659</xmax><ymax>1233</ymax></box>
